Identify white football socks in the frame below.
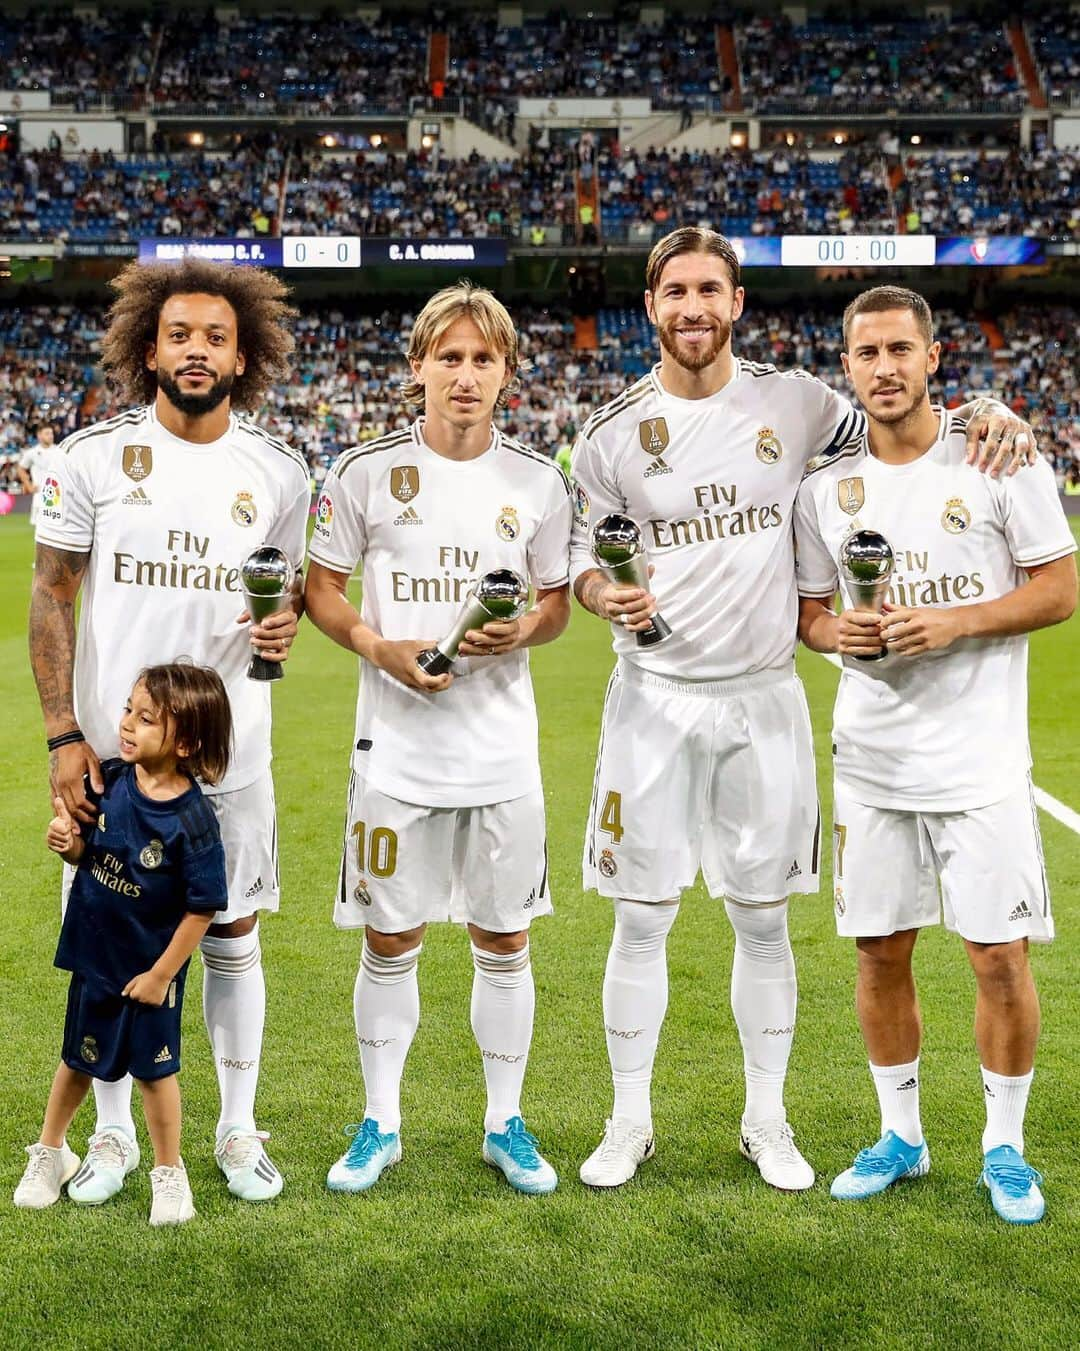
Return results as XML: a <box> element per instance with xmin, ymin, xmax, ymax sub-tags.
<box><xmin>91</xmin><ymin>1076</ymin><xmax>137</xmax><ymax>1140</ymax></box>
<box><xmin>470</xmin><ymin>942</ymin><xmax>535</xmax><ymax>1135</ymax></box>
<box><xmin>726</xmin><ymin>899</ymin><xmax>796</xmax><ymax>1126</ymax></box>
<box><xmin>603</xmin><ymin>899</ymin><xmax>680</xmax><ymax>1132</ymax></box>
<box><xmin>869</xmin><ymin>1057</ymin><xmax>924</xmax><ymax>1147</ymax></box>
<box><xmin>355</xmin><ymin>941</ymin><xmax>422</xmax><ymax>1135</ymax></box>
<box><xmin>201</xmin><ymin>926</ymin><xmax>265</xmax><ymax>1142</ymax></box>
<box><xmin>981</xmin><ymin>1066</ymin><xmax>1033</xmax><ymax>1155</ymax></box>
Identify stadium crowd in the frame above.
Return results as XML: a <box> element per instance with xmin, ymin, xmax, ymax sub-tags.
<box><xmin>2</xmin><ymin>303</ymin><xmax>1076</xmax><ymax>494</ymax></box>
<box><xmin>2</xmin><ymin>6</ymin><xmax>1076</xmax><ymax>114</ymax></box>
<box><xmin>736</xmin><ymin>15</ymin><xmax>1024</xmax><ymax>112</ymax></box>
<box><xmin>1</xmin><ymin>143</ymin><xmax>1074</xmax><ymax>243</ymax></box>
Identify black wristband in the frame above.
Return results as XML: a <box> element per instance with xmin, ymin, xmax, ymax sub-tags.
<box><xmin>47</xmin><ymin>730</ymin><xmax>86</xmax><ymax>752</ymax></box>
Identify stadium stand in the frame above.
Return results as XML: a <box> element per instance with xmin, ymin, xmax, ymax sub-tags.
<box><xmin>1027</xmin><ymin>6</ymin><xmax>1080</xmax><ymax>103</ymax></box>
<box><xmin>2</xmin><ymin>305</ymin><xmax>1076</xmax><ymax>485</ymax></box>
<box><xmin>736</xmin><ymin>15</ymin><xmax>1024</xmax><ymax>113</ymax></box>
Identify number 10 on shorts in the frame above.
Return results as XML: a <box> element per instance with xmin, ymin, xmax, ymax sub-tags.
<box><xmin>351</xmin><ymin>820</ymin><xmax>399</xmax><ymax>878</ymax></box>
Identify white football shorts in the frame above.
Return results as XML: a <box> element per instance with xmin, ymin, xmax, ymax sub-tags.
<box><xmin>62</xmin><ymin>769</ymin><xmax>280</xmax><ymax>925</ymax></box>
<box><xmin>205</xmin><ymin>769</ymin><xmax>281</xmax><ymax>923</ymax></box>
<box><xmin>583</xmin><ymin>660</ymin><xmax>820</xmax><ymax>904</ymax></box>
<box><xmin>831</xmin><ymin>776</ymin><xmax>1053</xmax><ymax>944</ymax></box>
<box><xmin>334</xmin><ymin>772</ymin><xmax>552</xmax><ymax>933</ymax></box>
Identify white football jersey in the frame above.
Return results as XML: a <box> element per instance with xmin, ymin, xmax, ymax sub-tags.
<box><xmin>569</xmin><ymin>360</ymin><xmax>864</xmax><ymax>679</ymax></box>
<box><xmin>309</xmin><ymin>420</ymin><xmax>572</xmax><ymax>808</ymax></box>
<box><xmin>20</xmin><ymin>440</ymin><xmax>60</xmax><ymax>490</ymax></box>
<box><xmin>794</xmin><ymin>408</ymin><xmax>1077</xmax><ymax>811</ymax></box>
<box><xmin>36</xmin><ymin>406</ymin><xmax>311</xmax><ymax>794</ymax></box>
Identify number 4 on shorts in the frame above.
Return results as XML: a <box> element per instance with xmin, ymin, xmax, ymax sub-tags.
<box><xmin>599</xmin><ymin>791</ymin><xmax>624</xmax><ymax>844</ymax></box>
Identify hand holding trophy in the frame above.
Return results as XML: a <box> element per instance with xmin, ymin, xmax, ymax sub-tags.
<box><xmin>241</xmin><ymin>545</ymin><xmax>296</xmax><ymax>682</ymax></box>
<box><xmin>839</xmin><ymin>529</ymin><xmax>894</xmax><ymax>663</ymax></box>
<box><xmin>416</xmin><ymin>568</ymin><xmax>530</xmax><ymax>677</ymax></box>
<box><xmin>591</xmin><ymin>513</ymin><xmax>672</xmax><ymax>648</ymax></box>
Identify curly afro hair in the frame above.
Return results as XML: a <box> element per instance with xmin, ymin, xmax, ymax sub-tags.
<box><xmin>101</xmin><ymin>258</ymin><xmax>297</xmax><ymax>412</ymax></box>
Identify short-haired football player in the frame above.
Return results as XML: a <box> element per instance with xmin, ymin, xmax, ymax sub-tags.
<box><xmin>795</xmin><ymin>285</ymin><xmax>1076</xmax><ymax>1223</ymax></box>
<box><xmin>29</xmin><ymin>259</ymin><xmax>308</xmax><ymax>1205</ymax></box>
<box><xmin>305</xmin><ymin>283</ymin><xmax>571</xmax><ymax>1195</ymax></box>
<box><xmin>570</xmin><ymin>228</ymin><xmax>1039</xmax><ymax>1192</ymax></box>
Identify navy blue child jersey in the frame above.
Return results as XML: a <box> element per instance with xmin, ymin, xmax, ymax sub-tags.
<box><xmin>55</xmin><ymin>759</ymin><xmax>227</xmax><ymax>994</ymax></box>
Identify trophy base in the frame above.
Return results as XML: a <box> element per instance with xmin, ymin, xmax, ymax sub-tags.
<box><xmin>636</xmin><ymin>614</ymin><xmax>673</xmax><ymax>648</ymax></box>
<box><xmin>416</xmin><ymin>647</ymin><xmax>453</xmax><ymax>676</ymax></box>
<box><xmin>247</xmin><ymin>654</ymin><xmax>285</xmax><ymax>681</ymax></box>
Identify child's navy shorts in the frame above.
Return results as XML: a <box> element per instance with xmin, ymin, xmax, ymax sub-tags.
<box><xmin>61</xmin><ymin>970</ymin><xmax>187</xmax><ymax>1081</ymax></box>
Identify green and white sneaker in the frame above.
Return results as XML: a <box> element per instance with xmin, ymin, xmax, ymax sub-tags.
<box><xmin>483</xmin><ymin>1117</ymin><xmax>557</xmax><ymax>1195</ymax></box>
<box><xmin>14</xmin><ymin>1143</ymin><xmax>81</xmax><ymax>1209</ymax></box>
<box><xmin>68</xmin><ymin>1128</ymin><xmax>140</xmax><ymax>1205</ymax></box>
<box><xmin>327</xmin><ymin>1119</ymin><xmax>401</xmax><ymax>1193</ymax></box>
<box><xmin>215</xmin><ymin>1128</ymin><xmax>283</xmax><ymax>1202</ymax></box>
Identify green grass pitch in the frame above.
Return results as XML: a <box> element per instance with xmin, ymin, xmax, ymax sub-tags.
<box><xmin>1</xmin><ymin>514</ymin><xmax>1077</xmax><ymax>1350</ymax></box>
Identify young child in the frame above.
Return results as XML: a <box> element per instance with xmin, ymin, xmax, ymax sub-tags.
<box><xmin>15</xmin><ymin>662</ymin><xmax>232</xmax><ymax>1226</ymax></box>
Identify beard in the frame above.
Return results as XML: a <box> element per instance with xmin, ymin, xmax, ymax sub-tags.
<box><xmin>656</xmin><ymin>316</ymin><xmax>731</xmax><ymax>371</ymax></box>
<box><xmin>867</xmin><ymin>378</ymin><xmax>928</xmax><ymax>426</ymax></box>
<box><xmin>157</xmin><ymin>368</ymin><xmax>235</xmax><ymax>417</ymax></box>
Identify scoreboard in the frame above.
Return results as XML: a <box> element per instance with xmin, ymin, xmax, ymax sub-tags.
<box><xmin>136</xmin><ymin>235</ymin><xmax>1047</xmax><ymax>269</ymax></box>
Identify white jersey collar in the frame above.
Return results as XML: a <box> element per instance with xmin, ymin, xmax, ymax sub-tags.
<box><xmin>647</xmin><ymin>359</ymin><xmax>741</xmax><ymax>406</ymax></box>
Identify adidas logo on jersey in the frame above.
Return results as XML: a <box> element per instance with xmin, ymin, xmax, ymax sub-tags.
<box><xmin>244</xmin><ymin>876</ymin><xmax>264</xmax><ymax>899</ymax></box>
<box><xmin>643</xmin><ymin>456</ymin><xmax>673</xmax><ymax>478</ymax></box>
<box><xmin>122</xmin><ymin>486</ymin><xmax>152</xmax><ymax>506</ymax></box>
<box><xmin>786</xmin><ymin>859</ymin><xmax>802</xmax><ymax>880</ymax></box>
<box><xmin>1008</xmin><ymin>901</ymin><xmax>1033</xmax><ymax>922</ymax></box>
<box><xmin>896</xmin><ymin>1078</ymin><xmax>918</xmax><ymax>1091</ymax></box>
<box><xmin>154</xmin><ymin>1045</ymin><xmax>172</xmax><ymax>1064</ymax></box>
<box><xmin>393</xmin><ymin>506</ymin><xmax>423</xmax><ymax>526</ymax></box>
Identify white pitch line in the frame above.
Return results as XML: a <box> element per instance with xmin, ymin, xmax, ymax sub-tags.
<box><xmin>812</xmin><ymin>650</ymin><xmax>1080</xmax><ymax>837</ymax></box>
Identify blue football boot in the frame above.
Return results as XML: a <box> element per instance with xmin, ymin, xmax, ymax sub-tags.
<box><xmin>482</xmin><ymin>1116</ymin><xmax>557</xmax><ymax>1194</ymax></box>
<box><xmin>327</xmin><ymin>1119</ymin><xmax>401</xmax><ymax>1193</ymax></box>
<box><xmin>831</xmin><ymin>1130</ymin><xmax>930</xmax><ymax>1200</ymax></box>
<box><xmin>980</xmin><ymin>1145</ymin><xmax>1045</xmax><ymax>1224</ymax></box>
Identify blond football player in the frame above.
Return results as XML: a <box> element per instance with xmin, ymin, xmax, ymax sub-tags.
<box><xmin>570</xmin><ymin>227</ymin><xmax>1039</xmax><ymax>1192</ymax></box>
<box><xmin>29</xmin><ymin>259</ymin><xmax>308</xmax><ymax>1204</ymax></box>
<box><xmin>795</xmin><ymin>286</ymin><xmax>1076</xmax><ymax>1223</ymax></box>
<box><xmin>305</xmin><ymin>283</ymin><xmax>571</xmax><ymax>1195</ymax></box>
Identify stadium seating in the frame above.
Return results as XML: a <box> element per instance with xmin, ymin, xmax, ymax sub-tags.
<box><xmin>2</xmin><ymin>305</ymin><xmax>1076</xmax><ymax>486</ymax></box>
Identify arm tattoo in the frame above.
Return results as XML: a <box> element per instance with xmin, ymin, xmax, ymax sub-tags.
<box><xmin>29</xmin><ymin>545</ymin><xmax>89</xmax><ymax>735</ymax></box>
<box><xmin>574</xmin><ymin>569</ymin><xmax>609</xmax><ymax>618</ymax></box>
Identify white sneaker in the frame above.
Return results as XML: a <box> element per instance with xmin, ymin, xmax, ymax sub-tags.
<box><xmin>215</xmin><ymin>1127</ymin><xmax>283</xmax><ymax>1201</ymax></box>
<box><xmin>739</xmin><ymin>1117</ymin><xmax>815</xmax><ymax>1191</ymax></box>
<box><xmin>14</xmin><ymin>1143</ymin><xmax>81</xmax><ymax>1209</ymax></box>
<box><xmin>149</xmin><ymin>1162</ymin><xmax>195</xmax><ymax>1226</ymax></box>
<box><xmin>68</xmin><ymin>1127</ymin><xmax>140</xmax><ymax>1205</ymax></box>
<box><xmin>579</xmin><ymin>1118</ymin><xmax>656</xmax><ymax>1188</ymax></box>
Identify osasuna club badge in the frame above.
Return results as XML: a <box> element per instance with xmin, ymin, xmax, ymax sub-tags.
<box><xmin>941</xmin><ymin>497</ymin><xmax>972</xmax><ymax>534</ymax></box>
<box><xmin>391</xmin><ymin>466</ymin><xmax>420</xmax><ymax>503</ymax></box>
<box><xmin>755</xmin><ymin>427</ymin><xmax>783</xmax><ymax>463</ymax></box>
<box><xmin>638</xmin><ymin>417</ymin><xmax>669</xmax><ymax>455</ymax></box>
<box><xmin>122</xmin><ymin>445</ymin><xmax>153</xmax><ymax>481</ymax></box>
<box><xmin>838</xmin><ymin>477</ymin><xmax>865</xmax><ymax>515</ymax></box>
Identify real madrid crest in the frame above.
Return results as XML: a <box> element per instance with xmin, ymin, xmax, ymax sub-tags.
<box><xmin>755</xmin><ymin>427</ymin><xmax>783</xmax><ymax>464</ymax></box>
<box><xmin>838</xmin><ymin>477</ymin><xmax>865</xmax><ymax>516</ymax></box>
<box><xmin>598</xmin><ymin>849</ymin><xmax>618</xmax><ymax>879</ymax></box>
<box><xmin>231</xmin><ymin>491</ymin><xmax>257</xmax><ymax>526</ymax></box>
<box><xmin>496</xmin><ymin>505</ymin><xmax>520</xmax><ymax>541</ymax></box>
<box><xmin>140</xmin><ymin>838</ymin><xmax>164</xmax><ymax>869</ymax></box>
<box><xmin>80</xmin><ymin>1036</ymin><xmax>100</xmax><ymax>1064</ymax></box>
<box><xmin>941</xmin><ymin>497</ymin><xmax>971</xmax><ymax>534</ymax></box>
<box><xmin>353</xmin><ymin>879</ymin><xmax>372</xmax><ymax>906</ymax></box>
